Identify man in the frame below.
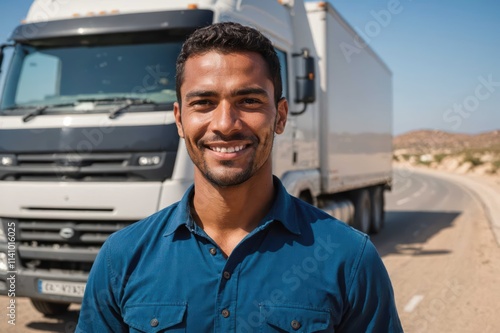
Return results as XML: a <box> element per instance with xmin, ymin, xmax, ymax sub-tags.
<box><xmin>76</xmin><ymin>22</ymin><xmax>403</xmax><ymax>332</ymax></box>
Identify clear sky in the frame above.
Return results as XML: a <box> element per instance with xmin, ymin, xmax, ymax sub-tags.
<box><xmin>1</xmin><ymin>0</ymin><xmax>499</xmax><ymax>135</ymax></box>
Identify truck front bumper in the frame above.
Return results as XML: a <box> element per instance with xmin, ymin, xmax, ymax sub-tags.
<box><xmin>0</xmin><ymin>268</ymin><xmax>88</xmax><ymax>303</ymax></box>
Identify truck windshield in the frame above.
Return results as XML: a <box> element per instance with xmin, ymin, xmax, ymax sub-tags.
<box><xmin>0</xmin><ymin>41</ymin><xmax>181</xmax><ymax>111</ymax></box>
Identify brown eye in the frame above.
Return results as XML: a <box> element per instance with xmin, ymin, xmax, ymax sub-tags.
<box><xmin>240</xmin><ymin>98</ymin><xmax>262</xmax><ymax>109</ymax></box>
<box><xmin>192</xmin><ymin>100</ymin><xmax>211</xmax><ymax>105</ymax></box>
<box><xmin>189</xmin><ymin>99</ymin><xmax>216</xmax><ymax>111</ymax></box>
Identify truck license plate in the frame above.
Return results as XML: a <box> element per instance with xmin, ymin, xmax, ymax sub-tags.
<box><xmin>38</xmin><ymin>280</ymin><xmax>86</xmax><ymax>297</ymax></box>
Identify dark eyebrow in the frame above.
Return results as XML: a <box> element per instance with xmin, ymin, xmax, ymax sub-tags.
<box><xmin>232</xmin><ymin>87</ymin><xmax>269</xmax><ymax>97</ymax></box>
<box><xmin>184</xmin><ymin>87</ymin><xmax>269</xmax><ymax>100</ymax></box>
<box><xmin>185</xmin><ymin>90</ymin><xmax>218</xmax><ymax>100</ymax></box>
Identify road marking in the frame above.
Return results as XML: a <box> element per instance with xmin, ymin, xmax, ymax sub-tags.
<box><xmin>397</xmin><ymin>197</ymin><xmax>411</xmax><ymax>205</ymax></box>
<box><xmin>396</xmin><ymin>180</ymin><xmax>430</xmax><ymax>205</ymax></box>
<box><xmin>404</xmin><ymin>294</ymin><xmax>424</xmax><ymax>313</ymax></box>
<box><xmin>412</xmin><ymin>181</ymin><xmax>428</xmax><ymax>198</ymax></box>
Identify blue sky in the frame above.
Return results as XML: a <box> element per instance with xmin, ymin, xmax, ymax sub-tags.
<box><xmin>1</xmin><ymin>0</ymin><xmax>499</xmax><ymax>135</ymax></box>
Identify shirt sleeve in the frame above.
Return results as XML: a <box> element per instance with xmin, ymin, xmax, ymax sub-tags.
<box><xmin>337</xmin><ymin>237</ymin><xmax>404</xmax><ymax>332</ymax></box>
<box><xmin>75</xmin><ymin>235</ymin><xmax>127</xmax><ymax>332</ymax></box>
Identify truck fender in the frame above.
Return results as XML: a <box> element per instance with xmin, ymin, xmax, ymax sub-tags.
<box><xmin>279</xmin><ymin>169</ymin><xmax>321</xmax><ymax>206</ymax></box>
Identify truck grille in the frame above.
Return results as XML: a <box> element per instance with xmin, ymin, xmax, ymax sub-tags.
<box><xmin>0</xmin><ymin>151</ymin><xmax>176</xmax><ymax>182</ymax></box>
<box><xmin>5</xmin><ymin>218</ymin><xmax>133</xmax><ymax>273</ymax></box>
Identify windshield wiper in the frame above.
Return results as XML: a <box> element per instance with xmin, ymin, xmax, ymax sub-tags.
<box><xmin>22</xmin><ymin>106</ymin><xmax>48</xmax><ymax>123</ymax></box>
<box><xmin>106</xmin><ymin>98</ymin><xmax>158</xmax><ymax>119</ymax></box>
<box><xmin>75</xmin><ymin>97</ymin><xmax>158</xmax><ymax>119</ymax></box>
<box><xmin>21</xmin><ymin>103</ymin><xmax>76</xmax><ymax>122</ymax></box>
<box><xmin>5</xmin><ymin>98</ymin><xmax>157</xmax><ymax>122</ymax></box>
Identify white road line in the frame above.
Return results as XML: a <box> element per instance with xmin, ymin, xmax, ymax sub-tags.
<box><xmin>396</xmin><ymin>197</ymin><xmax>412</xmax><ymax>205</ymax></box>
<box><xmin>404</xmin><ymin>294</ymin><xmax>425</xmax><ymax>313</ymax></box>
<box><xmin>412</xmin><ymin>181</ymin><xmax>428</xmax><ymax>198</ymax></box>
<box><xmin>396</xmin><ymin>180</ymin><xmax>430</xmax><ymax>205</ymax></box>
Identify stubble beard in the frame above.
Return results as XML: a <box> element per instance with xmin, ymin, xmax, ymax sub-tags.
<box><xmin>202</xmin><ymin>154</ymin><xmax>257</xmax><ymax>187</ymax></box>
<box><xmin>183</xmin><ymin>116</ymin><xmax>278</xmax><ymax>188</ymax></box>
<box><xmin>185</xmin><ymin>134</ymin><xmax>274</xmax><ymax>188</ymax></box>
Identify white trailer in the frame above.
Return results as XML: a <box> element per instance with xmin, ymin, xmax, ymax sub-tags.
<box><xmin>0</xmin><ymin>0</ymin><xmax>392</xmax><ymax>315</ymax></box>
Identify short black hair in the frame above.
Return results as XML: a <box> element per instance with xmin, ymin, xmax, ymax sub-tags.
<box><xmin>176</xmin><ymin>22</ymin><xmax>282</xmax><ymax>105</ymax></box>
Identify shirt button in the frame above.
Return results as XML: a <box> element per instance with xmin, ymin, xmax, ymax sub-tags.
<box><xmin>291</xmin><ymin>320</ymin><xmax>301</xmax><ymax>330</ymax></box>
<box><xmin>221</xmin><ymin>309</ymin><xmax>230</xmax><ymax>318</ymax></box>
<box><xmin>209</xmin><ymin>247</ymin><xmax>217</xmax><ymax>255</ymax></box>
<box><xmin>150</xmin><ymin>318</ymin><xmax>159</xmax><ymax>327</ymax></box>
<box><xmin>223</xmin><ymin>271</ymin><xmax>231</xmax><ymax>279</ymax></box>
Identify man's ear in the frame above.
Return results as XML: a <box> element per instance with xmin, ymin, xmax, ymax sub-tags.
<box><xmin>275</xmin><ymin>98</ymin><xmax>288</xmax><ymax>135</ymax></box>
<box><xmin>173</xmin><ymin>102</ymin><xmax>184</xmax><ymax>138</ymax></box>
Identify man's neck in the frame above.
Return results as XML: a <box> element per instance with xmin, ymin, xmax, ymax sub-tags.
<box><xmin>191</xmin><ymin>173</ymin><xmax>275</xmax><ymax>257</ymax></box>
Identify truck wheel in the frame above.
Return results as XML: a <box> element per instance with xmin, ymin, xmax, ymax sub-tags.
<box><xmin>370</xmin><ymin>186</ymin><xmax>385</xmax><ymax>234</ymax></box>
<box><xmin>298</xmin><ymin>191</ymin><xmax>313</xmax><ymax>205</ymax></box>
<box><xmin>30</xmin><ymin>299</ymin><xmax>70</xmax><ymax>316</ymax></box>
<box><xmin>352</xmin><ymin>190</ymin><xmax>371</xmax><ymax>234</ymax></box>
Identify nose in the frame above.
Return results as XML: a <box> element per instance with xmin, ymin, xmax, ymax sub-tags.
<box><xmin>209</xmin><ymin>100</ymin><xmax>242</xmax><ymax>135</ymax></box>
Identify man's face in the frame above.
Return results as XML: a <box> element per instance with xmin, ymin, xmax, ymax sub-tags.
<box><xmin>174</xmin><ymin>51</ymin><xmax>288</xmax><ymax>187</ymax></box>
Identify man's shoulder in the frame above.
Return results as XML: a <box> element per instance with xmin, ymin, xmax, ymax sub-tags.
<box><xmin>284</xmin><ymin>195</ymin><xmax>381</xmax><ymax>286</ymax></box>
<box><xmin>290</xmin><ymin>195</ymin><xmax>368</xmax><ymax>244</ymax></box>
<box><xmin>105</xmin><ymin>202</ymin><xmax>181</xmax><ymax>250</ymax></box>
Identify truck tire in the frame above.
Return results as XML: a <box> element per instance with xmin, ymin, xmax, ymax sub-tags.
<box><xmin>352</xmin><ymin>189</ymin><xmax>371</xmax><ymax>234</ymax></box>
<box><xmin>30</xmin><ymin>299</ymin><xmax>70</xmax><ymax>316</ymax></box>
<box><xmin>298</xmin><ymin>191</ymin><xmax>314</xmax><ymax>205</ymax></box>
<box><xmin>370</xmin><ymin>186</ymin><xmax>385</xmax><ymax>234</ymax></box>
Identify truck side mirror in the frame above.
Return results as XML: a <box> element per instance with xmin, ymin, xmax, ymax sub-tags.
<box><xmin>292</xmin><ymin>48</ymin><xmax>316</xmax><ymax>115</ymax></box>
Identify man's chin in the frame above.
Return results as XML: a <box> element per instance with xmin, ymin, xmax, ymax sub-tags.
<box><xmin>203</xmin><ymin>170</ymin><xmax>252</xmax><ymax>188</ymax></box>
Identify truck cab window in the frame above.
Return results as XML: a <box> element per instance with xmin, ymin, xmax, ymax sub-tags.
<box><xmin>16</xmin><ymin>51</ymin><xmax>61</xmax><ymax>105</ymax></box>
<box><xmin>0</xmin><ymin>41</ymin><xmax>183</xmax><ymax>110</ymax></box>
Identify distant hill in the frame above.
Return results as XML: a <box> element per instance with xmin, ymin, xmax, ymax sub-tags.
<box><xmin>394</xmin><ymin>129</ymin><xmax>500</xmax><ymax>153</ymax></box>
<box><xmin>393</xmin><ymin>129</ymin><xmax>500</xmax><ymax>176</ymax></box>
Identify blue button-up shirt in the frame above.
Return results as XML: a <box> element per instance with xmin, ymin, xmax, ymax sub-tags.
<box><xmin>76</xmin><ymin>177</ymin><xmax>403</xmax><ymax>332</ymax></box>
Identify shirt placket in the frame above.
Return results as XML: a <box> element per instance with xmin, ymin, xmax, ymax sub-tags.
<box><xmin>192</xmin><ymin>221</ymin><xmax>274</xmax><ymax>332</ymax></box>
<box><xmin>212</xmin><ymin>246</ymin><xmax>239</xmax><ymax>332</ymax></box>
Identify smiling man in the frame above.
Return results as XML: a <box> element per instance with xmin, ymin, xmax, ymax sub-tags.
<box><xmin>76</xmin><ymin>22</ymin><xmax>403</xmax><ymax>332</ymax></box>
<box><xmin>173</xmin><ymin>38</ymin><xmax>287</xmax><ymax>256</ymax></box>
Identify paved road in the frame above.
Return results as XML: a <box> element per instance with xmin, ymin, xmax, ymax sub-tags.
<box><xmin>2</xmin><ymin>168</ymin><xmax>500</xmax><ymax>332</ymax></box>
<box><xmin>374</xmin><ymin>168</ymin><xmax>500</xmax><ymax>332</ymax></box>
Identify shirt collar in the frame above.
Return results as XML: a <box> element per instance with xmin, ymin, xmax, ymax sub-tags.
<box><xmin>259</xmin><ymin>176</ymin><xmax>301</xmax><ymax>235</ymax></box>
<box><xmin>163</xmin><ymin>176</ymin><xmax>301</xmax><ymax>237</ymax></box>
<box><xmin>163</xmin><ymin>185</ymin><xmax>196</xmax><ymax>237</ymax></box>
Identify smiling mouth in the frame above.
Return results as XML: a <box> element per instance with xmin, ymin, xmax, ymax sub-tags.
<box><xmin>209</xmin><ymin>145</ymin><xmax>246</xmax><ymax>153</ymax></box>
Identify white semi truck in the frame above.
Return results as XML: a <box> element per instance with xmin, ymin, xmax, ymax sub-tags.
<box><xmin>0</xmin><ymin>0</ymin><xmax>392</xmax><ymax>315</ymax></box>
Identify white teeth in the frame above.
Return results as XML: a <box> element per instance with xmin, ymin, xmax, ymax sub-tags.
<box><xmin>212</xmin><ymin>145</ymin><xmax>245</xmax><ymax>153</ymax></box>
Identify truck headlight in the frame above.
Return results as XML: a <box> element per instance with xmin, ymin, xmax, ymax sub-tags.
<box><xmin>138</xmin><ymin>155</ymin><xmax>161</xmax><ymax>166</ymax></box>
<box><xmin>0</xmin><ymin>155</ymin><xmax>15</xmax><ymax>166</ymax></box>
<box><xmin>0</xmin><ymin>253</ymin><xmax>7</xmax><ymax>272</ymax></box>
